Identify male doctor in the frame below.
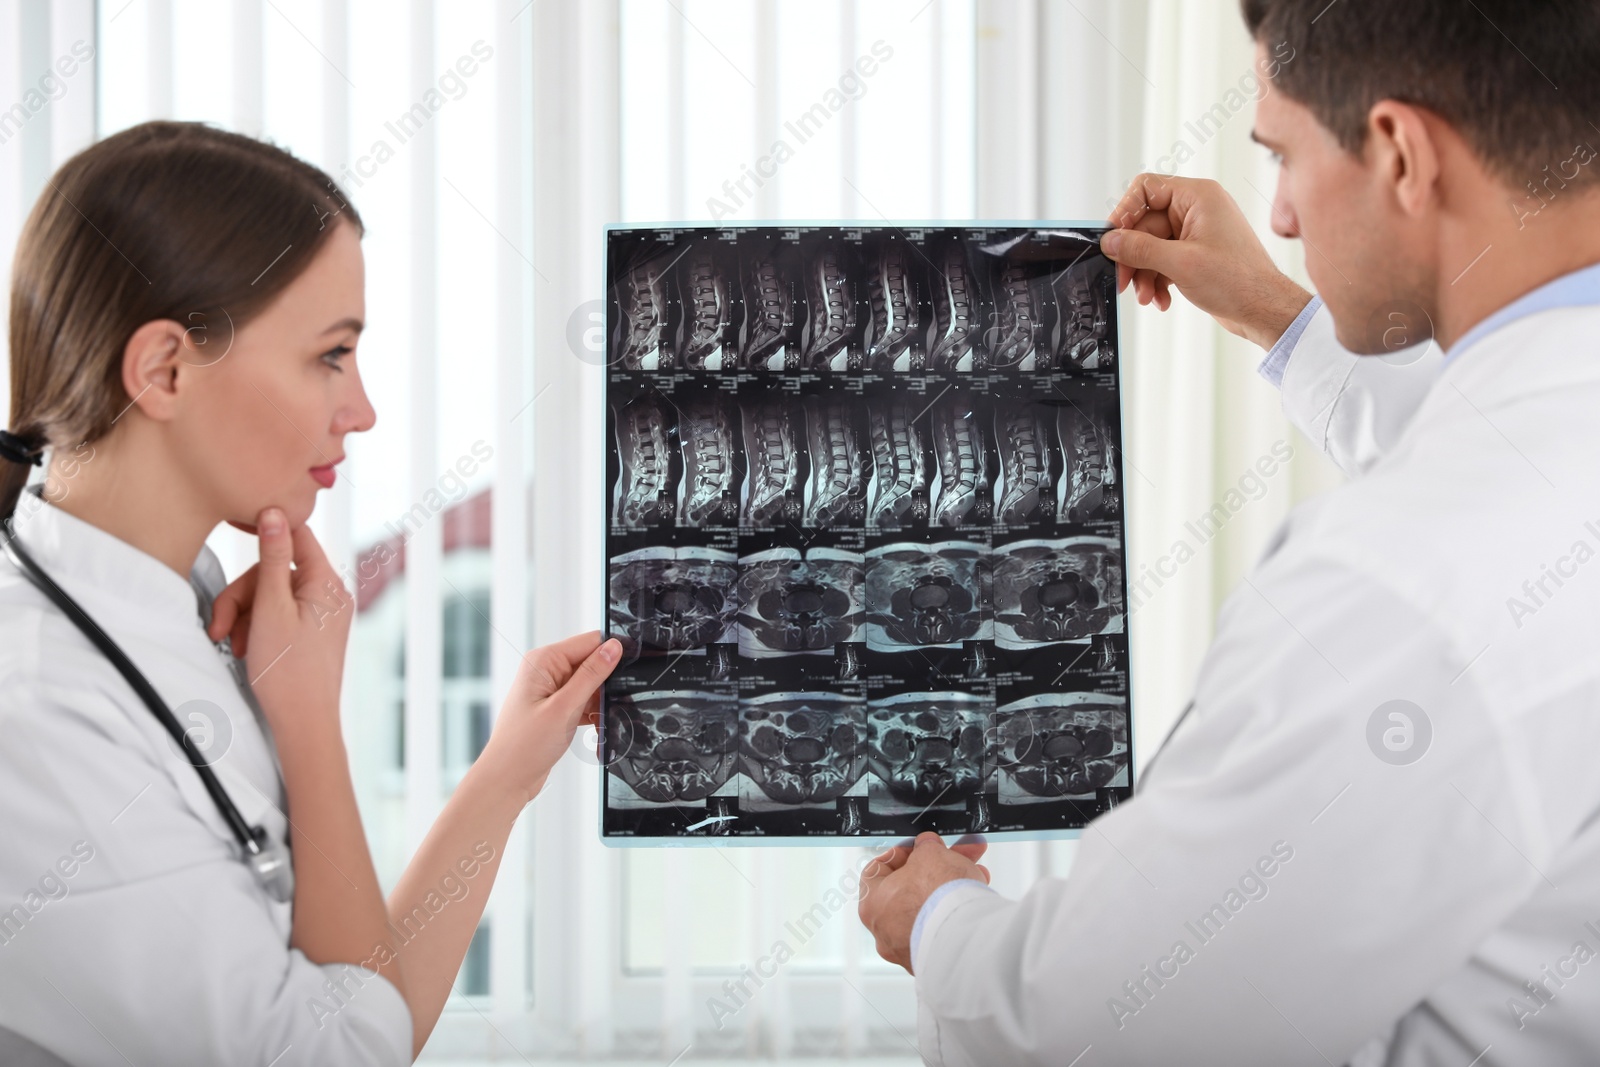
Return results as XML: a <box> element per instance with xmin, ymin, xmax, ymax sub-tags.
<box><xmin>857</xmin><ymin>1</ymin><xmax>1600</xmax><ymax>1064</ymax></box>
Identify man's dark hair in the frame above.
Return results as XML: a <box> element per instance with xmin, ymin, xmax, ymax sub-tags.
<box><xmin>1242</xmin><ymin>0</ymin><xmax>1600</xmax><ymax>189</ymax></box>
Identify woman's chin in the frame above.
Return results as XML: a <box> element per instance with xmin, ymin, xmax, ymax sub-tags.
<box><xmin>225</xmin><ymin>493</ymin><xmax>316</xmax><ymax>534</ymax></box>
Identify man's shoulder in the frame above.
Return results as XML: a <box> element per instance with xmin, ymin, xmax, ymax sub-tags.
<box><xmin>1268</xmin><ymin>365</ymin><xmax>1600</xmax><ymax>707</ymax></box>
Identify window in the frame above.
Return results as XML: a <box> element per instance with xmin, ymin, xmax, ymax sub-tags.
<box><xmin>459</xmin><ymin>920</ymin><xmax>492</xmax><ymax>997</ymax></box>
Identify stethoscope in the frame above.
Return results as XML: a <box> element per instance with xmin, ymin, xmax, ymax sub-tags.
<box><xmin>1</xmin><ymin>517</ymin><xmax>294</xmax><ymax>904</ymax></box>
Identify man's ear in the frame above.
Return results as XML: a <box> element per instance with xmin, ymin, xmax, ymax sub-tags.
<box><xmin>1367</xmin><ymin>99</ymin><xmax>1441</xmax><ymax>218</ymax></box>
<box><xmin>119</xmin><ymin>318</ymin><xmax>191</xmax><ymax>423</ymax></box>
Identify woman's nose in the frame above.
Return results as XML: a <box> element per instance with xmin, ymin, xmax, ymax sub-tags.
<box><xmin>338</xmin><ymin>370</ymin><xmax>378</xmax><ymax>434</ymax></box>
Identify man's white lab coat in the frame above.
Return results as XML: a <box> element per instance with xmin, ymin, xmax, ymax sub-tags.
<box><xmin>913</xmin><ymin>302</ymin><xmax>1600</xmax><ymax>1066</ymax></box>
<box><xmin>0</xmin><ymin>488</ymin><xmax>412</xmax><ymax>1066</ymax></box>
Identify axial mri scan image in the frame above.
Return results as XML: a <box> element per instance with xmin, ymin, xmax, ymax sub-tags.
<box><xmin>606</xmin><ymin>690</ymin><xmax>741</xmax><ymax>803</ymax></box>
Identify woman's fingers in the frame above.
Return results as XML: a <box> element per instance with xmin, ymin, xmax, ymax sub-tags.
<box><xmin>520</xmin><ymin>631</ymin><xmax>614</xmax><ymax>701</ymax></box>
<box><xmin>580</xmin><ymin>690</ymin><xmax>602</xmax><ymax>730</ymax></box>
<box><xmin>208</xmin><ymin>564</ymin><xmax>258</xmax><ymax>645</ymax></box>
<box><xmin>543</xmin><ymin>630</ymin><xmax>606</xmax><ymax>677</ymax></box>
<box><xmin>545</xmin><ymin>639</ymin><xmax>622</xmax><ymax>726</ymax></box>
<box><xmin>287</xmin><ymin>521</ymin><xmax>343</xmax><ymax>599</ymax></box>
<box><xmin>229</xmin><ymin>610</ymin><xmax>252</xmax><ymax>659</ymax></box>
<box><xmin>252</xmin><ymin>508</ymin><xmax>296</xmax><ymax>614</ymax></box>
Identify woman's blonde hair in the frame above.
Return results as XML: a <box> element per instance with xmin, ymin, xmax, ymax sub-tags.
<box><xmin>2</xmin><ymin>120</ymin><xmax>363</xmax><ymax>521</ymax></box>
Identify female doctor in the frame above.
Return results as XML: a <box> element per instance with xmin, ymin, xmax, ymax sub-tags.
<box><xmin>0</xmin><ymin>121</ymin><xmax>620</xmax><ymax>1066</ymax></box>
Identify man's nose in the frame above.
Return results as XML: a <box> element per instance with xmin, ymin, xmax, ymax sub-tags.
<box><xmin>1271</xmin><ymin>180</ymin><xmax>1300</xmax><ymax>239</ymax></box>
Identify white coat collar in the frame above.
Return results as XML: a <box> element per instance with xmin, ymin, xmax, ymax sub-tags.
<box><xmin>9</xmin><ymin>485</ymin><xmax>220</xmax><ymax>627</ymax></box>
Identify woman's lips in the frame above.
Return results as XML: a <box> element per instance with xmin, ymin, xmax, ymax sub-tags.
<box><xmin>310</xmin><ymin>464</ymin><xmax>337</xmax><ymax>488</ymax></box>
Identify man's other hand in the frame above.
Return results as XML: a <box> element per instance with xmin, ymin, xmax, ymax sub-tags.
<box><xmin>1102</xmin><ymin>173</ymin><xmax>1312</xmax><ymax>350</ymax></box>
<box><xmin>858</xmin><ymin>832</ymin><xmax>991</xmax><ymax>974</ymax></box>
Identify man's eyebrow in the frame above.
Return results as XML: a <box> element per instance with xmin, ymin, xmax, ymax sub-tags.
<box><xmin>322</xmin><ymin>316</ymin><xmax>364</xmax><ymax>335</ymax></box>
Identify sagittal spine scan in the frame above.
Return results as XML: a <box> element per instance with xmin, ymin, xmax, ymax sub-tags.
<box><xmin>867</xmin><ymin>399</ymin><xmax>931</xmax><ymax>530</ymax></box>
<box><xmin>743</xmin><ymin>395</ymin><xmax>805</xmax><ymax>528</ymax></box>
<box><xmin>603</xmin><ymin>226</ymin><xmax>1130</xmax><ymax>842</ymax></box>
<box><xmin>864</xmin><ymin>235</ymin><xmax>925</xmax><ymax>371</ymax></box>
<box><xmin>677</xmin><ymin>394</ymin><xmax>741</xmax><ymax>527</ymax></box>
<box><xmin>802</xmin><ymin>394</ymin><xmax>866</xmax><ymax>527</ymax></box>
<box><xmin>677</xmin><ymin>243</ymin><xmax>736</xmax><ymax>370</ymax></box>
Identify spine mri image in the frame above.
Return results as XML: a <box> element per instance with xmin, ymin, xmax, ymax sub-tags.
<box><xmin>602</xmin><ymin>225</ymin><xmax>1129</xmax><ymax>842</ymax></box>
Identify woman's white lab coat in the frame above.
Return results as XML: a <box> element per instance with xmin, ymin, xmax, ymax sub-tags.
<box><xmin>912</xmin><ymin>300</ymin><xmax>1600</xmax><ymax>1065</ymax></box>
<box><xmin>0</xmin><ymin>487</ymin><xmax>412</xmax><ymax>1066</ymax></box>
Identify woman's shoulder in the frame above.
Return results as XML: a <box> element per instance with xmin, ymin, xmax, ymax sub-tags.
<box><xmin>0</xmin><ymin>572</ymin><xmax>53</xmax><ymax>691</ymax></box>
<box><xmin>0</xmin><ymin>575</ymin><xmax>163</xmax><ymax>750</ymax></box>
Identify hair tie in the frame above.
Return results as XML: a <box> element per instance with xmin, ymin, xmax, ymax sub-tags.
<box><xmin>0</xmin><ymin>430</ymin><xmax>43</xmax><ymax>467</ymax></box>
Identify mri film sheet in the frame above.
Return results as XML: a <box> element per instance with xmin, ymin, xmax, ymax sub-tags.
<box><xmin>601</xmin><ymin>225</ymin><xmax>1132</xmax><ymax>843</ymax></box>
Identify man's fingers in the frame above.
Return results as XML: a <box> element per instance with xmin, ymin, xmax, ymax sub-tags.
<box><xmin>904</xmin><ymin>832</ymin><xmax>950</xmax><ymax>867</ymax></box>
<box><xmin>1107</xmin><ymin>172</ymin><xmax>1178</xmax><ymax>230</ymax></box>
<box><xmin>859</xmin><ymin>847</ymin><xmax>905</xmax><ymax>920</ymax></box>
<box><xmin>861</xmin><ymin>845</ymin><xmax>910</xmax><ymax>894</ymax></box>
<box><xmin>1126</xmin><ymin>204</ymin><xmax>1177</xmax><ymax>304</ymax></box>
<box><xmin>1138</xmin><ymin>267</ymin><xmax>1175</xmax><ymax>306</ymax></box>
<box><xmin>868</xmin><ymin>844</ymin><xmax>911</xmax><ymax>874</ymax></box>
<box><xmin>949</xmin><ymin>838</ymin><xmax>988</xmax><ymax>863</ymax></box>
<box><xmin>1101</xmin><ymin>226</ymin><xmax>1187</xmax><ymax>280</ymax></box>
<box><xmin>1127</xmin><ymin>204</ymin><xmax>1176</xmax><ymax>242</ymax></box>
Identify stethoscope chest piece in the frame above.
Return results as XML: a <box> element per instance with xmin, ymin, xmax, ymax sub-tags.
<box><xmin>244</xmin><ymin>826</ymin><xmax>295</xmax><ymax>904</ymax></box>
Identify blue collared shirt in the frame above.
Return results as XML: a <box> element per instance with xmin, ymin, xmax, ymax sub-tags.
<box><xmin>1257</xmin><ymin>260</ymin><xmax>1600</xmax><ymax>387</ymax></box>
<box><xmin>1445</xmin><ymin>259</ymin><xmax>1600</xmax><ymax>358</ymax></box>
<box><xmin>1257</xmin><ymin>294</ymin><xmax>1322</xmax><ymax>387</ymax></box>
<box><xmin>910</xmin><ymin>878</ymin><xmax>993</xmax><ymax>972</ymax></box>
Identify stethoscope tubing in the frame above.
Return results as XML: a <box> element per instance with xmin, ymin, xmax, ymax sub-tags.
<box><xmin>0</xmin><ymin>518</ymin><xmax>266</xmax><ymax>859</ymax></box>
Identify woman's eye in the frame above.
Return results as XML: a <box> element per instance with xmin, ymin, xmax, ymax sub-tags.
<box><xmin>321</xmin><ymin>344</ymin><xmax>353</xmax><ymax>370</ymax></box>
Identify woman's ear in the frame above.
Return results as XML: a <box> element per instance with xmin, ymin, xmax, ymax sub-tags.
<box><xmin>119</xmin><ymin>318</ymin><xmax>191</xmax><ymax>423</ymax></box>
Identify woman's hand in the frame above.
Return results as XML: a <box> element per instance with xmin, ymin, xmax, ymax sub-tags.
<box><xmin>475</xmin><ymin>631</ymin><xmax>621</xmax><ymax>810</ymax></box>
<box><xmin>208</xmin><ymin>506</ymin><xmax>354</xmax><ymax>732</ymax></box>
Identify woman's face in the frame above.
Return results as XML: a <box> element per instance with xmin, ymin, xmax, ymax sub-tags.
<box><xmin>176</xmin><ymin>219</ymin><xmax>374</xmax><ymax>528</ymax></box>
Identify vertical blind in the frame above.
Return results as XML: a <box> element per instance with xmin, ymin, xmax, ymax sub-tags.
<box><xmin>0</xmin><ymin>0</ymin><xmax>1342</xmax><ymax>1060</ymax></box>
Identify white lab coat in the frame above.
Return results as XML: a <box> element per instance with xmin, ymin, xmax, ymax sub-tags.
<box><xmin>0</xmin><ymin>488</ymin><xmax>412</xmax><ymax>1066</ymax></box>
<box><xmin>913</xmin><ymin>302</ymin><xmax>1600</xmax><ymax>1066</ymax></box>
